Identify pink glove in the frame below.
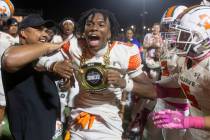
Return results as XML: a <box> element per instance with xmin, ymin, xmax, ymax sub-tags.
<box><xmin>152</xmin><ymin>109</ymin><xmax>205</xmax><ymax>129</ymax></box>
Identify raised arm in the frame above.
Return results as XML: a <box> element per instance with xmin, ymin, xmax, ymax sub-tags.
<box><xmin>2</xmin><ymin>43</ymin><xmax>62</xmax><ymax>72</ymax></box>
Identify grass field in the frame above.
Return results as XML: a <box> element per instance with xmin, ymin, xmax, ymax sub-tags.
<box><xmin>0</xmin><ymin>116</ymin><xmax>63</xmax><ymax>140</ymax></box>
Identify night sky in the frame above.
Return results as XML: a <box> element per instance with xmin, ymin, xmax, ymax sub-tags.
<box><xmin>13</xmin><ymin>0</ymin><xmax>201</xmax><ymax>28</ymax></box>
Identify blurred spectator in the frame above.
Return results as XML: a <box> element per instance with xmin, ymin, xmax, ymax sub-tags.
<box><xmin>0</xmin><ymin>19</ymin><xmax>4</xmax><ymax>31</ymax></box>
<box><xmin>59</xmin><ymin>18</ymin><xmax>75</xmax><ymax>40</ymax></box>
<box><xmin>116</xmin><ymin>32</ymin><xmax>125</xmax><ymax>41</ymax></box>
<box><xmin>47</xmin><ymin>25</ymin><xmax>63</xmax><ymax>44</ymax></box>
<box><xmin>125</xmin><ymin>28</ymin><xmax>144</xmax><ymax>61</ymax></box>
<box><xmin>5</xmin><ymin>17</ymin><xmax>19</xmax><ymax>43</ymax></box>
<box><xmin>143</xmin><ymin>23</ymin><xmax>163</xmax><ymax>50</ymax></box>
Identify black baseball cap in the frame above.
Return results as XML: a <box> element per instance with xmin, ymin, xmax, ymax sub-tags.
<box><xmin>19</xmin><ymin>14</ymin><xmax>55</xmax><ymax>30</ymax></box>
<box><xmin>6</xmin><ymin>18</ymin><xmax>18</xmax><ymax>26</ymax></box>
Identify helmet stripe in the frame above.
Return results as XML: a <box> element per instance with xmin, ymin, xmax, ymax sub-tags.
<box><xmin>177</xmin><ymin>5</ymin><xmax>201</xmax><ymax>20</ymax></box>
<box><xmin>165</xmin><ymin>6</ymin><xmax>177</xmax><ymax>18</ymax></box>
<box><xmin>4</xmin><ymin>0</ymin><xmax>14</xmax><ymax>15</ymax></box>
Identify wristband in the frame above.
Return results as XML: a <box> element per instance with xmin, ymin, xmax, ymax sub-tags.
<box><xmin>44</xmin><ymin>60</ymin><xmax>55</xmax><ymax>71</ymax></box>
<box><xmin>184</xmin><ymin>116</ymin><xmax>205</xmax><ymax>129</ymax></box>
<box><xmin>50</xmin><ymin>62</ymin><xmax>58</xmax><ymax>72</ymax></box>
<box><xmin>155</xmin><ymin>83</ymin><xmax>181</xmax><ymax>98</ymax></box>
<box><xmin>124</xmin><ymin>77</ymin><xmax>134</xmax><ymax>92</ymax></box>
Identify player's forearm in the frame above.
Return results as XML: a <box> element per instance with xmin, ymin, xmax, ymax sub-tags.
<box><xmin>36</xmin><ymin>51</ymin><xmax>65</xmax><ymax>71</ymax></box>
<box><xmin>156</xmin><ymin>74</ymin><xmax>179</xmax><ymax>88</ymax></box>
<box><xmin>185</xmin><ymin>116</ymin><xmax>210</xmax><ymax>130</ymax></box>
<box><xmin>131</xmin><ymin>73</ymin><xmax>156</xmax><ymax>99</ymax></box>
<box><xmin>181</xmin><ymin>116</ymin><xmax>210</xmax><ymax>130</ymax></box>
<box><xmin>132</xmin><ymin>81</ymin><xmax>156</xmax><ymax>99</ymax></box>
<box><xmin>204</xmin><ymin>116</ymin><xmax>210</xmax><ymax>130</ymax></box>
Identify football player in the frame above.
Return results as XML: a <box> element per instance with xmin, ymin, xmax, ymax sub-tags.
<box><xmin>142</xmin><ymin>5</ymin><xmax>190</xmax><ymax>140</ymax></box>
<box><xmin>153</xmin><ymin>5</ymin><xmax>210</xmax><ymax>140</ymax></box>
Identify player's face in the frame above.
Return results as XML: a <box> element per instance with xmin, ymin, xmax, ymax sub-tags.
<box><xmin>21</xmin><ymin>26</ymin><xmax>49</xmax><ymax>44</ymax></box>
<box><xmin>84</xmin><ymin>12</ymin><xmax>111</xmax><ymax>51</ymax></box>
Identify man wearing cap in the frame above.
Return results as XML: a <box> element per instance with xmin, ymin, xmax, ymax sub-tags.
<box><xmin>5</xmin><ymin>17</ymin><xmax>19</xmax><ymax>43</ymax></box>
<box><xmin>1</xmin><ymin>14</ymin><xmax>64</xmax><ymax>140</ymax></box>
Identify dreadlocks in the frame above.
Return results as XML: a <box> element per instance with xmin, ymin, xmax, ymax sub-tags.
<box><xmin>77</xmin><ymin>8</ymin><xmax>120</xmax><ymax>41</ymax></box>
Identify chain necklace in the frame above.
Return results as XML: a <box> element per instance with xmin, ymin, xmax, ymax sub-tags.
<box><xmin>80</xmin><ymin>43</ymin><xmax>111</xmax><ymax>67</ymax></box>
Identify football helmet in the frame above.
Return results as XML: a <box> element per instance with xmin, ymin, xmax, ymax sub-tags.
<box><xmin>201</xmin><ymin>0</ymin><xmax>210</xmax><ymax>6</ymax></box>
<box><xmin>170</xmin><ymin>6</ymin><xmax>210</xmax><ymax>59</ymax></box>
<box><xmin>161</xmin><ymin>5</ymin><xmax>187</xmax><ymax>43</ymax></box>
<box><xmin>0</xmin><ymin>0</ymin><xmax>14</xmax><ymax>21</ymax></box>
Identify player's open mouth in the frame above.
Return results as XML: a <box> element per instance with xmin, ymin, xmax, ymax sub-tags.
<box><xmin>87</xmin><ymin>35</ymin><xmax>100</xmax><ymax>46</ymax></box>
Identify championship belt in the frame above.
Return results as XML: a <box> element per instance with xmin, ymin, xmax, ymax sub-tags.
<box><xmin>76</xmin><ymin>62</ymin><xmax>108</xmax><ymax>92</ymax></box>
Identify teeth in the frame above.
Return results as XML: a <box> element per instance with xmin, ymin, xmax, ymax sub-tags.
<box><xmin>40</xmin><ymin>39</ymin><xmax>46</xmax><ymax>42</ymax></box>
<box><xmin>90</xmin><ymin>34</ymin><xmax>97</xmax><ymax>37</ymax></box>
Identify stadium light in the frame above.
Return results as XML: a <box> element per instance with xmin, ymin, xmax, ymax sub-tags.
<box><xmin>131</xmin><ymin>25</ymin><xmax>134</xmax><ymax>29</ymax></box>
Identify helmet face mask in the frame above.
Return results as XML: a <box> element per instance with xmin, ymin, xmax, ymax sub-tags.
<box><xmin>170</xmin><ymin>23</ymin><xmax>210</xmax><ymax>58</ymax></box>
<box><xmin>161</xmin><ymin>23</ymin><xmax>177</xmax><ymax>44</ymax></box>
<box><xmin>160</xmin><ymin>5</ymin><xmax>187</xmax><ymax>52</ymax></box>
<box><xmin>170</xmin><ymin>23</ymin><xmax>193</xmax><ymax>54</ymax></box>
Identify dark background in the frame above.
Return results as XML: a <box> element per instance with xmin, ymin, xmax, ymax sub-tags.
<box><xmin>13</xmin><ymin>0</ymin><xmax>201</xmax><ymax>30</ymax></box>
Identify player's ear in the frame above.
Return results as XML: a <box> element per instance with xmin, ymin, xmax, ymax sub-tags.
<box><xmin>19</xmin><ymin>29</ymin><xmax>26</xmax><ymax>39</ymax></box>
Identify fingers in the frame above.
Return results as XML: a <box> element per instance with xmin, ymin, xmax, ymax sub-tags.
<box><xmin>156</xmin><ymin>122</ymin><xmax>183</xmax><ymax>129</ymax></box>
<box><xmin>53</xmin><ymin>61</ymin><xmax>74</xmax><ymax>79</ymax></box>
<box><xmin>59</xmin><ymin>71</ymin><xmax>73</xmax><ymax>79</ymax></box>
<box><xmin>48</xmin><ymin>40</ymin><xmax>70</xmax><ymax>54</ymax></box>
<box><xmin>152</xmin><ymin>109</ymin><xmax>184</xmax><ymax>129</ymax></box>
<box><xmin>48</xmin><ymin>43</ymin><xmax>64</xmax><ymax>54</ymax></box>
<box><xmin>107</xmin><ymin>69</ymin><xmax>124</xmax><ymax>87</ymax></box>
<box><xmin>153</xmin><ymin>113</ymin><xmax>172</xmax><ymax>128</ymax></box>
